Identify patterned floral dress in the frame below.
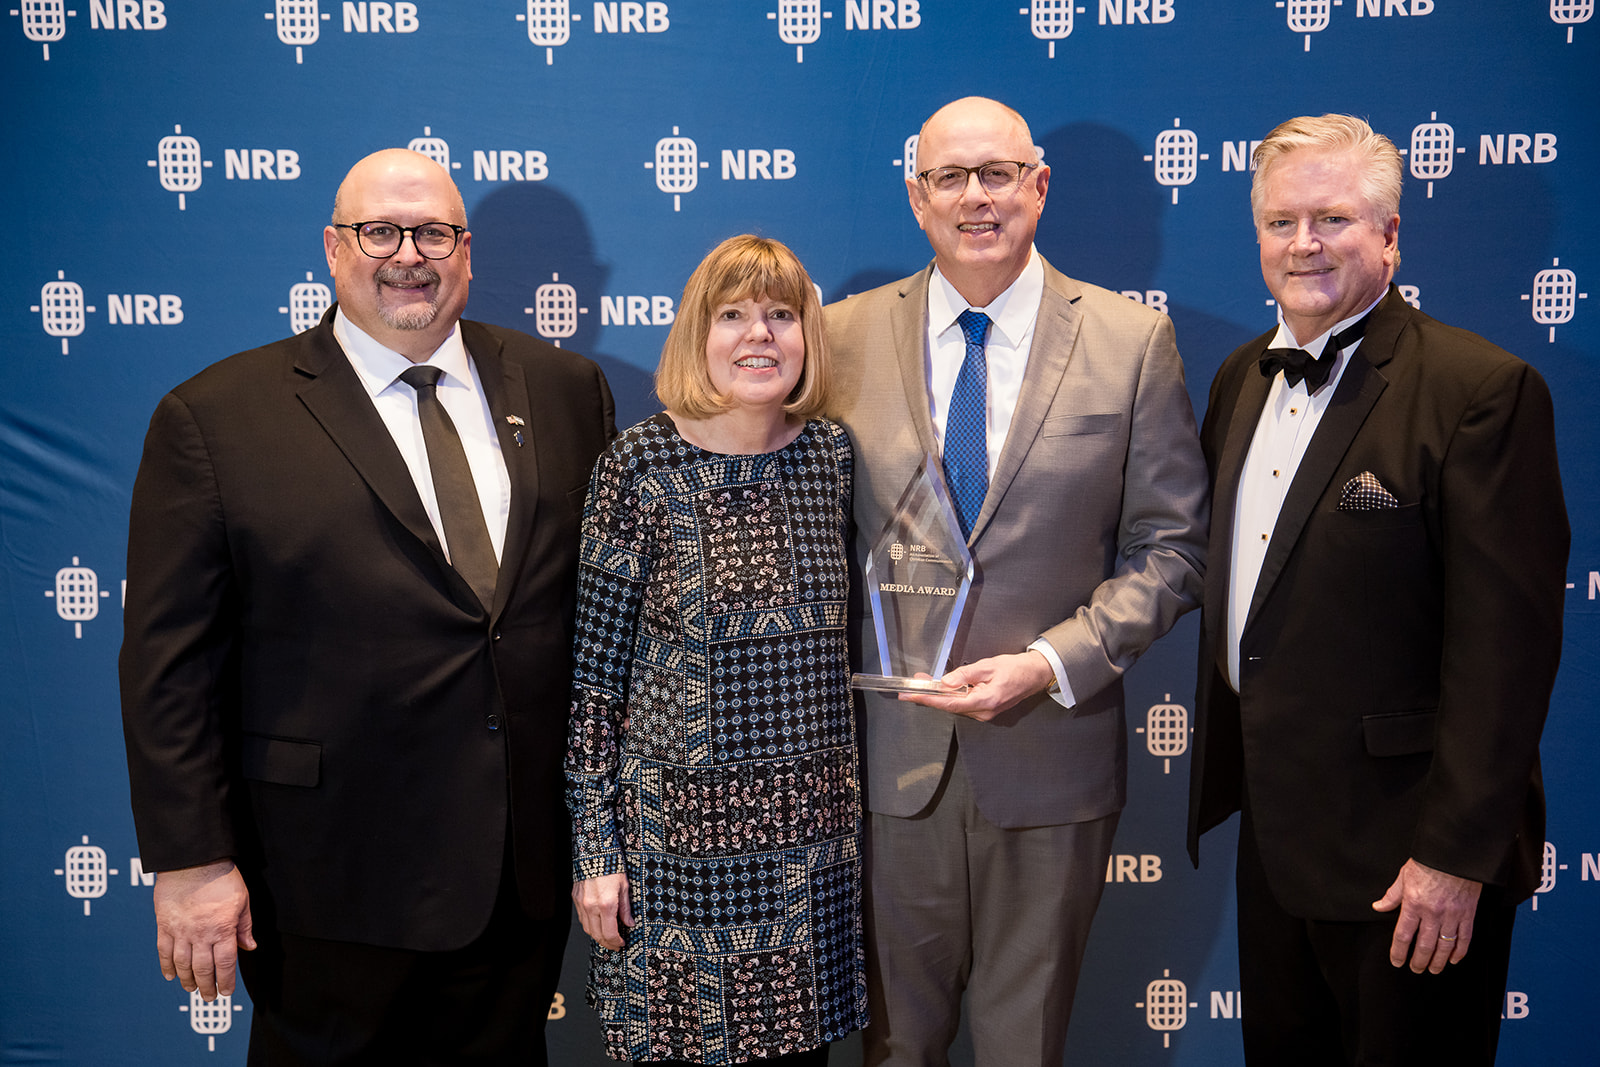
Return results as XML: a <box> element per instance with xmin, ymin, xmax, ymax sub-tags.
<box><xmin>566</xmin><ymin>414</ymin><xmax>867</xmax><ymax>1064</ymax></box>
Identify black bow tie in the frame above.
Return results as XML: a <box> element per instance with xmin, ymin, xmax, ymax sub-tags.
<box><xmin>1259</xmin><ymin>313</ymin><xmax>1372</xmax><ymax>393</ymax></box>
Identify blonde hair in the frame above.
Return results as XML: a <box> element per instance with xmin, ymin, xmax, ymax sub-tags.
<box><xmin>1251</xmin><ymin>114</ymin><xmax>1402</xmax><ymax>227</ymax></box>
<box><xmin>655</xmin><ymin>234</ymin><xmax>831</xmax><ymax>420</ymax></box>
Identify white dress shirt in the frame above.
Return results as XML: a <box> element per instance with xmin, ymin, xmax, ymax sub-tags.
<box><xmin>1226</xmin><ymin>296</ymin><xmax>1383</xmax><ymax>690</ymax></box>
<box><xmin>334</xmin><ymin>308</ymin><xmax>511</xmax><ymax>564</ymax></box>
<box><xmin>924</xmin><ymin>249</ymin><xmax>1076</xmax><ymax>705</ymax></box>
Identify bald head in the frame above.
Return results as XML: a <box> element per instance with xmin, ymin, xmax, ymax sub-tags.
<box><xmin>915</xmin><ymin>97</ymin><xmax>1038</xmax><ymax>172</ymax></box>
<box><xmin>332</xmin><ymin>149</ymin><xmax>467</xmax><ymax>228</ymax></box>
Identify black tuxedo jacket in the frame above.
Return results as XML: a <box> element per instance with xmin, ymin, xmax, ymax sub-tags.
<box><xmin>120</xmin><ymin>307</ymin><xmax>614</xmax><ymax>951</ymax></box>
<box><xmin>1186</xmin><ymin>287</ymin><xmax>1568</xmax><ymax>920</ymax></box>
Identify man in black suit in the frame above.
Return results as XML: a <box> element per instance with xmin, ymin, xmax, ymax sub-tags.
<box><xmin>1187</xmin><ymin>114</ymin><xmax>1568</xmax><ymax>1064</ymax></box>
<box><xmin>120</xmin><ymin>148</ymin><xmax>614</xmax><ymax>1064</ymax></box>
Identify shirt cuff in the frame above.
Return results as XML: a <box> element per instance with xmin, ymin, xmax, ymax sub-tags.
<box><xmin>1026</xmin><ymin>638</ymin><xmax>1076</xmax><ymax>708</ymax></box>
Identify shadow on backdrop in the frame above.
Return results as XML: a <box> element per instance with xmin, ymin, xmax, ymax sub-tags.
<box><xmin>468</xmin><ymin>183</ymin><xmax>658</xmax><ymax>430</ymax></box>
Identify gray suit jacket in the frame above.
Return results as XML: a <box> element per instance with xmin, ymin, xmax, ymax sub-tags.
<box><xmin>826</xmin><ymin>257</ymin><xmax>1208</xmax><ymax>827</ymax></box>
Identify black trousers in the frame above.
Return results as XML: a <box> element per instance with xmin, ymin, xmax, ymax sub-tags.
<box><xmin>239</xmin><ymin>857</ymin><xmax>570</xmax><ymax>1067</ymax></box>
<box><xmin>1236</xmin><ymin>812</ymin><xmax>1516</xmax><ymax>1066</ymax></box>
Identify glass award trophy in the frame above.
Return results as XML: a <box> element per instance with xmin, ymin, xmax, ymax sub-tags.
<box><xmin>852</xmin><ymin>457</ymin><xmax>975</xmax><ymax>694</ymax></box>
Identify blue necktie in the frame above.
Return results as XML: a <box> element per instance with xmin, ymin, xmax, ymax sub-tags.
<box><xmin>944</xmin><ymin>309</ymin><xmax>991</xmax><ymax>538</ymax></box>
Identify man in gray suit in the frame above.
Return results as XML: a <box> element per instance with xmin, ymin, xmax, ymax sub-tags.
<box><xmin>825</xmin><ymin>96</ymin><xmax>1208</xmax><ymax>1065</ymax></box>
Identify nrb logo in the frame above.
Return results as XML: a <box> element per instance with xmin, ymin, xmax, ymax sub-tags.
<box><xmin>279</xmin><ymin>271</ymin><xmax>332</xmax><ymax>334</ymax></box>
<box><xmin>265</xmin><ymin>0</ymin><xmax>330</xmax><ymax>63</ymax></box>
<box><xmin>645</xmin><ymin>127</ymin><xmax>708</xmax><ymax>211</ymax></box>
<box><xmin>1403</xmin><ymin>112</ymin><xmax>1464</xmax><ymax>199</ymax></box>
<box><xmin>524</xmin><ymin>272</ymin><xmax>589</xmax><ymax>347</ymax></box>
<box><xmin>408</xmin><ymin>125</ymin><xmax>461</xmax><ymax>171</ymax></box>
<box><xmin>769</xmin><ymin>1</ymin><xmax>831</xmax><ymax>62</ymax></box>
<box><xmin>53</xmin><ymin>835</ymin><xmax>120</xmax><ymax>915</ymax></box>
<box><xmin>180</xmin><ymin>991</ymin><xmax>244</xmax><ymax>1052</ymax></box>
<box><xmin>1551</xmin><ymin>0</ymin><xmax>1592</xmax><ymax>42</ymax></box>
<box><xmin>1023</xmin><ymin>0</ymin><xmax>1073</xmax><ymax>58</ymax></box>
<box><xmin>45</xmin><ymin>556</ymin><xmax>111</xmax><ymax>638</ymax></box>
<box><xmin>1144</xmin><ymin>119</ymin><xmax>1208</xmax><ymax>205</ymax></box>
<box><xmin>1136</xmin><ymin>970</ymin><xmax>1196</xmax><ymax>1049</ymax></box>
<box><xmin>1136</xmin><ymin>693</ymin><xmax>1189</xmax><ymax>773</ymax></box>
<box><xmin>10</xmin><ymin>0</ymin><xmax>77</xmax><ymax>59</ymax></box>
<box><xmin>1522</xmin><ymin>258</ymin><xmax>1587</xmax><ymax>343</ymax></box>
<box><xmin>30</xmin><ymin>270</ymin><xmax>96</xmax><ymax>354</ymax></box>
<box><xmin>147</xmin><ymin>124</ymin><xmax>213</xmax><ymax>210</ymax></box>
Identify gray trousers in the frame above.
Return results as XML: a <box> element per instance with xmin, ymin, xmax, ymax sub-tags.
<box><xmin>861</xmin><ymin>743</ymin><xmax>1119</xmax><ymax>1067</ymax></box>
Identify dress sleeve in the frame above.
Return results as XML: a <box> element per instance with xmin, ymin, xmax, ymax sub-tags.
<box><xmin>565</xmin><ymin>440</ymin><xmax>651</xmax><ymax>881</ymax></box>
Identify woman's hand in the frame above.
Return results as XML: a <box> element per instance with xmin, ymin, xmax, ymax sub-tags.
<box><xmin>572</xmin><ymin>872</ymin><xmax>634</xmax><ymax>950</ymax></box>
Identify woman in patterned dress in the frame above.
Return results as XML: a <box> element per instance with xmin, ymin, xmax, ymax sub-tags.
<box><xmin>566</xmin><ymin>235</ymin><xmax>865</xmax><ymax>1065</ymax></box>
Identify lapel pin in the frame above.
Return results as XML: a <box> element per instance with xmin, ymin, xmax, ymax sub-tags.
<box><xmin>506</xmin><ymin>414</ymin><xmax>526</xmax><ymax>447</ymax></box>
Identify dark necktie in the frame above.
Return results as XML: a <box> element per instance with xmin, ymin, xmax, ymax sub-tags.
<box><xmin>399</xmin><ymin>365</ymin><xmax>498</xmax><ymax>611</ymax></box>
<box><xmin>943</xmin><ymin>309</ymin><xmax>991</xmax><ymax>538</ymax></box>
<box><xmin>1258</xmin><ymin>312</ymin><xmax>1372</xmax><ymax>394</ymax></box>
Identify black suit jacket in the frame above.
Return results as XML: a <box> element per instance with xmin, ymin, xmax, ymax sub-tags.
<box><xmin>120</xmin><ymin>307</ymin><xmax>615</xmax><ymax>951</ymax></box>
<box><xmin>1186</xmin><ymin>287</ymin><xmax>1568</xmax><ymax>920</ymax></box>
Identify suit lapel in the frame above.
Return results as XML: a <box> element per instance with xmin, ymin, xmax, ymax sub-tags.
<box><xmin>464</xmin><ymin>321</ymin><xmax>537</xmax><ymax>623</ymax></box>
<box><xmin>294</xmin><ymin>315</ymin><xmax>446</xmax><ymax>565</ymax></box>
<box><xmin>890</xmin><ymin>269</ymin><xmax>942</xmax><ymax>465</ymax></box>
<box><xmin>1245</xmin><ymin>291</ymin><xmax>1401</xmax><ymax>625</ymax></box>
<box><xmin>976</xmin><ymin>262</ymin><xmax>1080</xmax><ymax>542</ymax></box>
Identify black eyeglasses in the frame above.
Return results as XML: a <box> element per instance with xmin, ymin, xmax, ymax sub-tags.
<box><xmin>915</xmin><ymin>161</ymin><xmax>1038</xmax><ymax>199</ymax></box>
<box><xmin>332</xmin><ymin>221</ymin><xmax>466</xmax><ymax>260</ymax></box>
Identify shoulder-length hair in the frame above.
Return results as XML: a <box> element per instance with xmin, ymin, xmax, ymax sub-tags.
<box><xmin>654</xmin><ymin>234</ymin><xmax>831</xmax><ymax>420</ymax></box>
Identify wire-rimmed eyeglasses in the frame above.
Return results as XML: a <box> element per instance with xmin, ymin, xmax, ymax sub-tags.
<box><xmin>915</xmin><ymin>161</ymin><xmax>1039</xmax><ymax>199</ymax></box>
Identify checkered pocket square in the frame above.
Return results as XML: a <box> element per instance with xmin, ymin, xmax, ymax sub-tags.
<box><xmin>1338</xmin><ymin>471</ymin><xmax>1401</xmax><ymax>511</ymax></box>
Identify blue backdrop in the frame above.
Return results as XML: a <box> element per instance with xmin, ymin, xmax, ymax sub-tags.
<box><xmin>3</xmin><ymin>2</ymin><xmax>1595</xmax><ymax>1063</ymax></box>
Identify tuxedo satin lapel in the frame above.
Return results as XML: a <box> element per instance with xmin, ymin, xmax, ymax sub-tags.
<box><xmin>467</xmin><ymin>323</ymin><xmax>536</xmax><ymax>622</ymax></box>
<box><xmin>976</xmin><ymin>274</ymin><xmax>1080</xmax><ymax>542</ymax></box>
<box><xmin>891</xmin><ymin>269</ymin><xmax>941</xmax><ymax>463</ymax></box>
<box><xmin>294</xmin><ymin>323</ymin><xmax>446</xmax><ymax>566</ymax></box>
<box><xmin>1246</xmin><ymin>346</ymin><xmax>1388</xmax><ymax>626</ymax></box>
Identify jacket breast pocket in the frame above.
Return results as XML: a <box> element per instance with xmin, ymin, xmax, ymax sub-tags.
<box><xmin>242</xmin><ymin>734</ymin><xmax>321</xmax><ymax>787</ymax></box>
<box><xmin>1361</xmin><ymin>709</ymin><xmax>1436</xmax><ymax>757</ymax></box>
<box><xmin>1041</xmin><ymin>413</ymin><xmax>1122</xmax><ymax>438</ymax></box>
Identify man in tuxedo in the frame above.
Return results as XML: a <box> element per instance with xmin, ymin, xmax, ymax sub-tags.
<box><xmin>119</xmin><ymin>148</ymin><xmax>614</xmax><ymax>1064</ymax></box>
<box><xmin>1187</xmin><ymin>114</ymin><xmax>1568</xmax><ymax>1064</ymax></box>
<box><xmin>825</xmin><ymin>96</ymin><xmax>1208</xmax><ymax>1066</ymax></box>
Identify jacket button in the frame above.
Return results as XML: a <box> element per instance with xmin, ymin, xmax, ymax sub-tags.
<box><xmin>486</xmin><ymin>714</ymin><xmax>501</xmax><ymax>730</ymax></box>
<box><xmin>492</xmin><ymin>630</ymin><xmax>502</xmax><ymax>641</ymax></box>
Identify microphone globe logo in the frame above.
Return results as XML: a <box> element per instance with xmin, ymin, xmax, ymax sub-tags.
<box><xmin>16</xmin><ymin>0</ymin><xmax>67</xmax><ymax>59</ymax></box>
<box><xmin>1137</xmin><ymin>693</ymin><xmax>1189</xmax><ymax>773</ymax></box>
<box><xmin>646</xmin><ymin>127</ymin><xmax>708</xmax><ymax>211</ymax></box>
<box><xmin>1407</xmin><ymin>114</ymin><xmax>1458</xmax><ymax>199</ymax></box>
<box><xmin>523</xmin><ymin>0</ymin><xmax>573</xmax><ymax>64</ymax></box>
<box><xmin>1136</xmin><ymin>970</ymin><xmax>1194</xmax><ymax>1048</ymax></box>
<box><xmin>407</xmin><ymin>126</ymin><xmax>452</xmax><ymax>171</ymax></box>
<box><xmin>1145</xmin><ymin>121</ymin><xmax>1206</xmax><ymax>205</ymax></box>
<box><xmin>1522</xmin><ymin>259</ymin><xmax>1584</xmax><ymax>343</ymax></box>
<box><xmin>769</xmin><ymin>1</ymin><xmax>824</xmax><ymax>63</ymax></box>
<box><xmin>1026</xmin><ymin>0</ymin><xmax>1073</xmax><ymax>59</ymax></box>
<box><xmin>32</xmin><ymin>270</ymin><xmax>94</xmax><ymax>354</ymax></box>
<box><xmin>53</xmin><ymin>836</ymin><xmax>117</xmax><ymax>915</ymax></box>
<box><xmin>181</xmin><ymin>991</ymin><xmax>244</xmax><ymax>1051</ymax></box>
<box><xmin>534</xmin><ymin>276</ymin><xmax>579</xmax><ymax>347</ymax></box>
<box><xmin>45</xmin><ymin>556</ymin><xmax>110</xmax><ymax>638</ymax></box>
<box><xmin>1279</xmin><ymin>0</ymin><xmax>1331</xmax><ymax>51</ymax></box>
<box><xmin>280</xmin><ymin>272</ymin><xmax>332</xmax><ymax>334</ymax></box>
<box><xmin>1551</xmin><ymin>0</ymin><xmax>1592</xmax><ymax>42</ymax></box>
<box><xmin>267</xmin><ymin>0</ymin><xmax>328</xmax><ymax>64</ymax></box>
<box><xmin>148</xmin><ymin>125</ymin><xmax>211</xmax><ymax>211</ymax></box>
<box><xmin>1533</xmin><ymin>840</ymin><xmax>1558</xmax><ymax>909</ymax></box>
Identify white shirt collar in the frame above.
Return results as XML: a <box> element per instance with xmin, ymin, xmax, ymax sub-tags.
<box><xmin>333</xmin><ymin>306</ymin><xmax>470</xmax><ymax>399</ymax></box>
<box><xmin>928</xmin><ymin>247</ymin><xmax>1044</xmax><ymax>346</ymax></box>
<box><xmin>1269</xmin><ymin>291</ymin><xmax>1386</xmax><ymax>357</ymax></box>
